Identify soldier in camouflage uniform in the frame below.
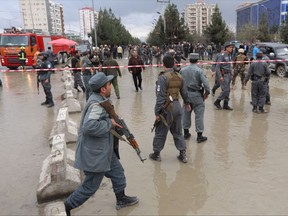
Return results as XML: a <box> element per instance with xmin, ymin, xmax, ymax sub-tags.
<box><xmin>231</xmin><ymin>48</ymin><xmax>248</xmax><ymax>90</ymax></box>
<box><xmin>102</xmin><ymin>51</ymin><xmax>122</xmax><ymax>99</ymax></box>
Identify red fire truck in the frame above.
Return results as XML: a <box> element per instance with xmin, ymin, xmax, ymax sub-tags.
<box><xmin>0</xmin><ymin>28</ymin><xmax>73</xmax><ymax>70</ymax></box>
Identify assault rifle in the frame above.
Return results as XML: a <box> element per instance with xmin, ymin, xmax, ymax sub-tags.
<box><xmin>100</xmin><ymin>99</ymin><xmax>146</xmax><ymax>163</ymax></box>
<box><xmin>151</xmin><ymin>95</ymin><xmax>173</xmax><ymax>132</ymax></box>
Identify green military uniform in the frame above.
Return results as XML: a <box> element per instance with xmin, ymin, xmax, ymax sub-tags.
<box><xmin>232</xmin><ymin>49</ymin><xmax>247</xmax><ymax>88</ymax></box>
<box><xmin>103</xmin><ymin>57</ymin><xmax>122</xmax><ymax>99</ymax></box>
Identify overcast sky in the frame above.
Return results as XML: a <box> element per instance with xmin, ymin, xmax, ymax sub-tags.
<box><xmin>0</xmin><ymin>0</ymin><xmax>256</xmax><ymax>39</ymax></box>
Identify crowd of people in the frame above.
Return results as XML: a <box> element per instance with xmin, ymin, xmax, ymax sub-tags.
<box><xmin>20</xmin><ymin>40</ymin><xmax>271</xmax><ymax>215</ymax></box>
<box><xmin>0</xmin><ymin>38</ymin><xmax>272</xmax><ymax>214</ymax></box>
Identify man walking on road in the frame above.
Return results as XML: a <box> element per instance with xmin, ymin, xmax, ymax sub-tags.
<box><xmin>180</xmin><ymin>53</ymin><xmax>210</xmax><ymax>143</ymax></box>
<box><xmin>149</xmin><ymin>54</ymin><xmax>191</xmax><ymax>163</ymax></box>
<box><xmin>64</xmin><ymin>72</ymin><xmax>139</xmax><ymax>215</ymax></box>
<box><xmin>128</xmin><ymin>50</ymin><xmax>145</xmax><ymax>92</ymax></box>
<box><xmin>71</xmin><ymin>50</ymin><xmax>86</xmax><ymax>93</ymax></box>
<box><xmin>103</xmin><ymin>51</ymin><xmax>122</xmax><ymax>99</ymax></box>
<box><xmin>213</xmin><ymin>42</ymin><xmax>234</xmax><ymax>110</ymax></box>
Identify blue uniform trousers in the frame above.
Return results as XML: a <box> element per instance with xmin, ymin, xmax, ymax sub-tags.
<box><xmin>66</xmin><ymin>153</ymin><xmax>126</xmax><ymax>209</ymax></box>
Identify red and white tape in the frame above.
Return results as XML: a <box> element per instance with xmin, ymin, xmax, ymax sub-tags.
<box><xmin>0</xmin><ymin>59</ymin><xmax>286</xmax><ymax>73</ymax></box>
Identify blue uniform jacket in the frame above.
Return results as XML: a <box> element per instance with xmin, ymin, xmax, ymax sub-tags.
<box><xmin>74</xmin><ymin>93</ymin><xmax>114</xmax><ymax>172</ymax></box>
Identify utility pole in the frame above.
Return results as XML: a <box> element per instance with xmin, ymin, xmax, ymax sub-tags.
<box><xmin>92</xmin><ymin>0</ymin><xmax>98</xmax><ymax>48</ymax></box>
<box><xmin>156</xmin><ymin>0</ymin><xmax>170</xmax><ymax>34</ymax></box>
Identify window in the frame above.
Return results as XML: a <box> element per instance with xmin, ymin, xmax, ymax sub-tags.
<box><xmin>30</xmin><ymin>36</ymin><xmax>36</xmax><ymax>46</ymax></box>
<box><xmin>0</xmin><ymin>35</ymin><xmax>29</xmax><ymax>46</ymax></box>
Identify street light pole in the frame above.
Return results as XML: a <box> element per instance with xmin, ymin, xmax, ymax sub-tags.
<box><xmin>260</xmin><ymin>5</ymin><xmax>269</xmax><ymax>33</ymax></box>
<box><xmin>156</xmin><ymin>0</ymin><xmax>170</xmax><ymax>34</ymax></box>
<box><xmin>92</xmin><ymin>0</ymin><xmax>98</xmax><ymax>48</ymax></box>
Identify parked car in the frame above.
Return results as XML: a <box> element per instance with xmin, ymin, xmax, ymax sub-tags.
<box><xmin>257</xmin><ymin>42</ymin><xmax>288</xmax><ymax>78</ymax></box>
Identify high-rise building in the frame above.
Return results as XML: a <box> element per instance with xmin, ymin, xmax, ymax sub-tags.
<box><xmin>236</xmin><ymin>0</ymin><xmax>288</xmax><ymax>34</ymax></box>
<box><xmin>50</xmin><ymin>2</ymin><xmax>65</xmax><ymax>35</ymax></box>
<box><xmin>19</xmin><ymin>0</ymin><xmax>64</xmax><ymax>35</ymax></box>
<box><xmin>184</xmin><ymin>1</ymin><xmax>216</xmax><ymax>35</ymax></box>
<box><xmin>79</xmin><ymin>7</ymin><xmax>98</xmax><ymax>40</ymax></box>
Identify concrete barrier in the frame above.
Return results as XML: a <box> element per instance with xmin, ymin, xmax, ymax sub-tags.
<box><xmin>61</xmin><ymin>90</ymin><xmax>82</xmax><ymax>113</ymax></box>
<box><xmin>37</xmin><ymin>133</ymin><xmax>81</xmax><ymax>204</ymax></box>
<box><xmin>49</xmin><ymin>107</ymin><xmax>78</xmax><ymax>144</ymax></box>
<box><xmin>44</xmin><ymin>201</ymin><xmax>66</xmax><ymax>216</ymax></box>
<box><xmin>61</xmin><ymin>70</ymin><xmax>73</xmax><ymax>83</ymax></box>
<box><xmin>61</xmin><ymin>89</ymin><xmax>78</xmax><ymax>100</ymax></box>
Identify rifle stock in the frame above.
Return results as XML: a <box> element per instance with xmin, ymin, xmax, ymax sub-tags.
<box><xmin>100</xmin><ymin>100</ymin><xmax>146</xmax><ymax>163</ymax></box>
<box><xmin>151</xmin><ymin>95</ymin><xmax>173</xmax><ymax>132</ymax></box>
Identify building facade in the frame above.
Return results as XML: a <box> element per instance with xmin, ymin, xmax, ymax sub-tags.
<box><xmin>79</xmin><ymin>7</ymin><xmax>98</xmax><ymax>40</ymax></box>
<box><xmin>49</xmin><ymin>2</ymin><xmax>64</xmax><ymax>35</ymax></box>
<box><xmin>19</xmin><ymin>0</ymin><xmax>64</xmax><ymax>35</ymax></box>
<box><xmin>236</xmin><ymin>0</ymin><xmax>288</xmax><ymax>34</ymax></box>
<box><xmin>184</xmin><ymin>1</ymin><xmax>216</xmax><ymax>35</ymax></box>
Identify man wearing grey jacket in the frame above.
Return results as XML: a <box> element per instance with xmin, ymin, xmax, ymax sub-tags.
<box><xmin>180</xmin><ymin>53</ymin><xmax>210</xmax><ymax>143</ymax></box>
<box><xmin>64</xmin><ymin>72</ymin><xmax>138</xmax><ymax>215</ymax></box>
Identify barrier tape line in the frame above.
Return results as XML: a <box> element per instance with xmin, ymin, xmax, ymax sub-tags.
<box><xmin>0</xmin><ymin>59</ymin><xmax>286</xmax><ymax>73</ymax></box>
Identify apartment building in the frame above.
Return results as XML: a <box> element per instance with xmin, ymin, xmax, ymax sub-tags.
<box><xmin>184</xmin><ymin>1</ymin><xmax>216</xmax><ymax>35</ymax></box>
<box><xmin>19</xmin><ymin>0</ymin><xmax>64</xmax><ymax>35</ymax></box>
<box><xmin>79</xmin><ymin>7</ymin><xmax>98</xmax><ymax>40</ymax></box>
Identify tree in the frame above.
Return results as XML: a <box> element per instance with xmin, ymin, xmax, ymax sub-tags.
<box><xmin>146</xmin><ymin>16</ymin><xmax>165</xmax><ymax>46</ymax></box>
<box><xmin>91</xmin><ymin>8</ymin><xmax>140</xmax><ymax>46</ymax></box>
<box><xmin>257</xmin><ymin>13</ymin><xmax>270</xmax><ymax>42</ymax></box>
<box><xmin>280</xmin><ymin>15</ymin><xmax>288</xmax><ymax>43</ymax></box>
<box><xmin>146</xmin><ymin>3</ymin><xmax>191</xmax><ymax>45</ymax></box>
<box><xmin>203</xmin><ymin>5</ymin><xmax>229</xmax><ymax>45</ymax></box>
<box><xmin>237</xmin><ymin>24</ymin><xmax>259</xmax><ymax>43</ymax></box>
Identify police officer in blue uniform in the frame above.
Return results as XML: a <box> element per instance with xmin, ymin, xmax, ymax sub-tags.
<box><xmin>180</xmin><ymin>53</ymin><xmax>210</xmax><ymax>143</ymax></box>
<box><xmin>244</xmin><ymin>51</ymin><xmax>271</xmax><ymax>113</ymax></box>
<box><xmin>213</xmin><ymin>42</ymin><xmax>234</xmax><ymax>110</ymax></box>
<box><xmin>36</xmin><ymin>52</ymin><xmax>54</xmax><ymax>108</ymax></box>
<box><xmin>149</xmin><ymin>54</ymin><xmax>191</xmax><ymax>163</ymax></box>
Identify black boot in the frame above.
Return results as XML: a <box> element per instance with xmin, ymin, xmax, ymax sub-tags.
<box><xmin>47</xmin><ymin>102</ymin><xmax>54</xmax><ymax>108</ymax></box>
<box><xmin>81</xmin><ymin>86</ymin><xmax>86</xmax><ymax>93</ymax></box>
<box><xmin>47</xmin><ymin>100</ymin><xmax>54</xmax><ymax>108</ymax></box>
<box><xmin>223</xmin><ymin>101</ymin><xmax>233</xmax><ymax>110</ymax></box>
<box><xmin>214</xmin><ymin>99</ymin><xmax>222</xmax><ymax>109</ymax></box>
<box><xmin>197</xmin><ymin>132</ymin><xmax>207</xmax><ymax>143</ymax></box>
<box><xmin>252</xmin><ymin>106</ymin><xmax>257</xmax><ymax>113</ymax></box>
<box><xmin>64</xmin><ymin>201</ymin><xmax>72</xmax><ymax>216</ymax></box>
<box><xmin>184</xmin><ymin>129</ymin><xmax>191</xmax><ymax>140</ymax></box>
<box><xmin>149</xmin><ymin>151</ymin><xmax>161</xmax><ymax>161</ymax></box>
<box><xmin>41</xmin><ymin>100</ymin><xmax>49</xmax><ymax>105</ymax></box>
<box><xmin>211</xmin><ymin>88</ymin><xmax>215</xmax><ymax>96</ymax></box>
<box><xmin>258</xmin><ymin>106</ymin><xmax>268</xmax><ymax>113</ymax></box>
<box><xmin>115</xmin><ymin>190</ymin><xmax>139</xmax><ymax>210</ymax></box>
<box><xmin>177</xmin><ymin>150</ymin><xmax>187</xmax><ymax>163</ymax></box>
